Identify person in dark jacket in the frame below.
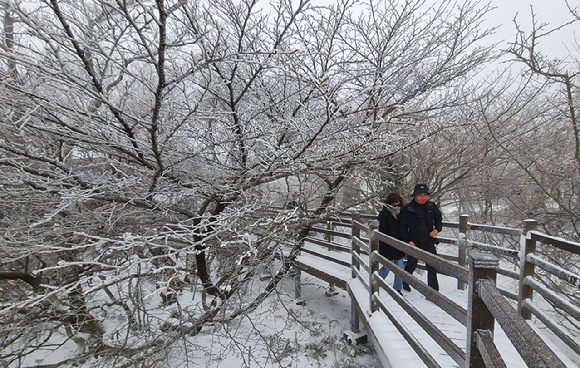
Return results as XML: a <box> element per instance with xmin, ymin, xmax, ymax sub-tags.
<box><xmin>377</xmin><ymin>193</ymin><xmax>405</xmax><ymax>295</ymax></box>
<box><xmin>399</xmin><ymin>184</ymin><xmax>442</xmax><ymax>292</ymax></box>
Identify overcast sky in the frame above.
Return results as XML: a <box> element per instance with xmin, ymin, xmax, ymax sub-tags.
<box><xmin>475</xmin><ymin>0</ymin><xmax>577</xmax><ymax>58</ymax></box>
<box><xmin>307</xmin><ymin>0</ymin><xmax>579</xmax><ymax>59</ymax></box>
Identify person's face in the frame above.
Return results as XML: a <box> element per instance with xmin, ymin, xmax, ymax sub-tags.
<box><xmin>414</xmin><ymin>193</ymin><xmax>428</xmax><ymax>204</ymax></box>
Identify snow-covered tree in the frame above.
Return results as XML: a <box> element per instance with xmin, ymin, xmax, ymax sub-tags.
<box><xmin>467</xmin><ymin>6</ymin><xmax>580</xmax><ymax>238</ymax></box>
<box><xmin>0</xmin><ymin>0</ymin><xmax>494</xmax><ymax>366</ymax></box>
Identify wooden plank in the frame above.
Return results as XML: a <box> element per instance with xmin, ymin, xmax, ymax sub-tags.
<box><xmin>353</xmin><ymin>236</ymin><xmax>369</xmax><ymax>254</ymax></box>
<box><xmin>374</xmin><ymin>231</ymin><xmax>469</xmax><ymax>283</ymax></box>
<box><xmin>476</xmin><ymin>331</ymin><xmax>508</xmax><ymax>368</ymax></box>
<box><xmin>531</xmin><ymin>232</ymin><xmax>580</xmax><ymax>256</ymax></box>
<box><xmin>375</xmin><ymin>295</ymin><xmax>444</xmax><ymax>368</ymax></box>
<box><xmin>347</xmin><ymin>283</ymin><xmax>383</xmax><ymax>361</ymax></box>
<box><xmin>526</xmin><ymin>253</ymin><xmax>580</xmax><ymax>287</ymax></box>
<box><xmin>352</xmin><ymin>219</ymin><xmax>370</xmax><ymax>234</ymax></box>
<box><xmin>468</xmin><ymin>224</ymin><xmax>521</xmax><ymax>237</ymax></box>
<box><xmin>304</xmin><ymin>236</ymin><xmax>350</xmax><ymax>253</ymax></box>
<box><xmin>347</xmin><ymin>279</ymin><xmax>429</xmax><ymax>368</ymax></box>
<box><xmin>437</xmin><ymin>236</ymin><xmax>457</xmax><ymax>244</ymax></box>
<box><xmin>310</xmin><ymin>226</ymin><xmax>352</xmax><ymax>239</ymax></box>
<box><xmin>479</xmin><ymin>280</ymin><xmax>568</xmax><ymax>368</ymax></box>
<box><xmin>300</xmin><ymin>247</ymin><xmax>350</xmax><ymax>268</ymax></box>
<box><xmin>329</xmin><ymin>220</ymin><xmax>352</xmax><ymax>228</ymax></box>
<box><xmin>442</xmin><ymin>221</ymin><xmax>459</xmax><ymax>229</ymax></box>
<box><xmin>294</xmin><ymin>260</ymin><xmax>347</xmax><ymax>290</ymax></box>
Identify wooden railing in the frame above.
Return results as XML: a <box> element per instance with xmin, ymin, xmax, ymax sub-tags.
<box><xmin>298</xmin><ymin>213</ymin><xmax>580</xmax><ymax>368</ymax></box>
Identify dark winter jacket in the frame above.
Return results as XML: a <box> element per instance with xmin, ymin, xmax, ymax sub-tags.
<box><xmin>377</xmin><ymin>207</ymin><xmax>405</xmax><ymax>260</ymax></box>
<box><xmin>399</xmin><ymin>200</ymin><xmax>443</xmax><ymax>245</ymax></box>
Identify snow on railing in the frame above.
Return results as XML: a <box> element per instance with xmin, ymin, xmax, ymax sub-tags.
<box><xmin>299</xmin><ymin>212</ymin><xmax>580</xmax><ymax>367</ymax></box>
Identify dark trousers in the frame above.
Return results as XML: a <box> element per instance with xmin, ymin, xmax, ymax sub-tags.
<box><xmin>404</xmin><ymin>240</ymin><xmax>439</xmax><ymax>291</ymax></box>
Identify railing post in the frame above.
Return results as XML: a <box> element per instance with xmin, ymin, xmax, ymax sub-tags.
<box><xmin>518</xmin><ymin>219</ymin><xmax>538</xmax><ymax>320</ymax></box>
<box><xmin>350</xmin><ymin>300</ymin><xmax>360</xmax><ymax>332</ymax></box>
<box><xmin>369</xmin><ymin>220</ymin><xmax>380</xmax><ymax>313</ymax></box>
<box><xmin>466</xmin><ymin>252</ymin><xmax>499</xmax><ymax>368</ymax></box>
<box><xmin>351</xmin><ymin>212</ymin><xmax>361</xmax><ymax>279</ymax></box>
<box><xmin>350</xmin><ymin>212</ymin><xmax>361</xmax><ymax>332</ymax></box>
<box><xmin>457</xmin><ymin>214</ymin><xmax>469</xmax><ymax>290</ymax></box>
<box><xmin>325</xmin><ymin>221</ymin><xmax>338</xmax><ymax>296</ymax></box>
<box><xmin>292</xmin><ymin>267</ymin><xmax>305</xmax><ymax>305</ymax></box>
<box><xmin>325</xmin><ymin>221</ymin><xmax>332</xmax><ymax>246</ymax></box>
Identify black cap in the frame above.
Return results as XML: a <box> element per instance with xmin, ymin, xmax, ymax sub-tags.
<box><xmin>411</xmin><ymin>184</ymin><xmax>430</xmax><ymax>197</ymax></box>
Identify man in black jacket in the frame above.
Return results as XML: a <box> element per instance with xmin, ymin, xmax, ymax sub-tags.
<box><xmin>399</xmin><ymin>184</ymin><xmax>442</xmax><ymax>292</ymax></box>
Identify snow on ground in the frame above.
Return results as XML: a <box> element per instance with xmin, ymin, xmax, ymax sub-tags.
<box><xmin>180</xmin><ymin>271</ymin><xmax>381</xmax><ymax>368</ymax></box>
<box><xmin>18</xmin><ymin>268</ymin><xmax>578</xmax><ymax>368</ymax></box>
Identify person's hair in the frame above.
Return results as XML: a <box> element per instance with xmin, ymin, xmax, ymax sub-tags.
<box><xmin>383</xmin><ymin>193</ymin><xmax>403</xmax><ymax>206</ymax></box>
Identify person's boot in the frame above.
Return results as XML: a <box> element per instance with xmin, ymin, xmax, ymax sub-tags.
<box><xmin>403</xmin><ymin>282</ymin><xmax>411</xmax><ymax>292</ymax></box>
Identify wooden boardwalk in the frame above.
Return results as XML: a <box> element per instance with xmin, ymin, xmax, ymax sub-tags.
<box><xmin>293</xmin><ymin>239</ymin><xmax>580</xmax><ymax>368</ymax></box>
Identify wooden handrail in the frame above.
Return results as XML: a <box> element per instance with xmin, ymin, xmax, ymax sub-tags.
<box><xmin>310</xmin><ymin>226</ymin><xmax>352</xmax><ymax>239</ymax></box>
<box><xmin>468</xmin><ymin>223</ymin><xmax>522</xmax><ymax>236</ymax></box>
<box><xmin>530</xmin><ymin>231</ymin><xmax>580</xmax><ymax>255</ymax></box>
<box><xmin>442</xmin><ymin>221</ymin><xmax>459</xmax><ymax>228</ymax></box>
<box><xmin>299</xmin><ymin>247</ymin><xmax>350</xmax><ymax>267</ymax></box>
<box><xmin>373</xmin><ymin>292</ymin><xmax>443</xmax><ymax>368</ymax></box>
<box><xmin>373</xmin><ymin>231</ymin><xmax>469</xmax><ymax>283</ymax></box>
<box><xmin>522</xmin><ymin>299</ymin><xmax>580</xmax><ymax>356</ymax></box>
<box><xmin>523</xmin><ymin>276</ymin><xmax>580</xmax><ymax>320</ymax></box>
<box><xmin>467</xmin><ymin>240</ymin><xmax>519</xmax><ymax>258</ymax></box>
<box><xmin>303</xmin><ymin>236</ymin><xmax>350</xmax><ymax>253</ymax></box>
<box><xmin>351</xmin><ymin>219</ymin><xmax>370</xmax><ymax>234</ymax></box>
<box><xmin>475</xmin><ymin>330</ymin><xmax>507</xmax><ymax>368</ymax></box>
<box><xmin>478</xmin><ymin>279</ymin><xmax>567</xmax><ymax>368</ymax></box>
<box><xmin>299</xmin><ymin>212</ymin><xmax>580</xmax><ymax>367</ymax></box>
<box><xmin>374</xmin><ymin>252</ymin><xmax>467</xmax><ymax>326</ymax></box>
<box><xmin>526</xmin><ymin>253</ymin><xmax>580</xmax><ymax>287</ymax></box>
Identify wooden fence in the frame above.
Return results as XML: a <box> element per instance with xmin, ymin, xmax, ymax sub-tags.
<box><xmin>295</xmin><ymin>213</ymin><xmax>580</xmax><ymax>368</ymax></box>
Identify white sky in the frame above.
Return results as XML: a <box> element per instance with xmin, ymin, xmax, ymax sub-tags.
<box><xmin>484</xmin><ymin>0</ymin><xmax>579</xmax><ymax>58</ymax></box>
<box><xmin>303</xmin><ymin>0</ymin><xmax>579</xmax><ymax>60</ymax></box>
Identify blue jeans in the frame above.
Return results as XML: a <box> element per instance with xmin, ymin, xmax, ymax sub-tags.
<box><xmin>379</xmin><ymin>258</ymin><xmax>405</xmax><ymax>291</ymax></box>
